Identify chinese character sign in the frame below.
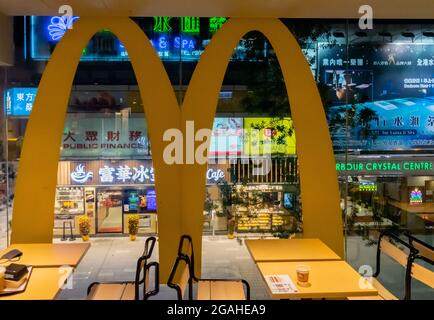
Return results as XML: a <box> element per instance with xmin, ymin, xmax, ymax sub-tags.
<box><xmin>4</xmin><ymin>88</ymin><xmax>38</xmax><ymax>116</ymax></box>
<box><xmin>61</xmin><ymin>113</ymin><xmax>149</xmax><ymax>158</ymax></box>
<box><xmin>328</xmin><ymin>97</ymin><xmax>434</xmax><ymax>151</ymax></box>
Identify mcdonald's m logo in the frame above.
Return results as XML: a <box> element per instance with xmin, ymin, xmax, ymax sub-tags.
<box><xmin>11</xmin><ymin>17</ymin><xmax>343</xmax><ymax>281</ymax></box>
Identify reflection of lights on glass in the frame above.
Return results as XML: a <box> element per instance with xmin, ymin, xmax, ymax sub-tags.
<box><xmin>410</xmin><ymin>188</ymin><xmax>423</xmax><ymax>205</ymax></box>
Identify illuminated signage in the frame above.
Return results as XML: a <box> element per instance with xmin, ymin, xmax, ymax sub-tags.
<box><xmin>4</xmin><ymin>88</ymin><xmax>37</xmax><ymax>116</ymax></box>
<box><xmin>30</xmin><ymin>16</ymin><xmax>260</xmax><ymax>62</ymax></box>
<box><xmin>209</xmin><ymin>118</ymin><xmax>243</xmax><ymax>156</ymax></box>
<box><xmin>47</xmin><ymin>15</ymin><xmax>79</xmax><ymax>41</ymax></box>
<box><xmin>359</xmin><ymin>181</ymin><xmax>377</xmax><ymax>192</ymax></box>
<box><xmin>153</xmin><ymin>16</ymin><xmax>172</xmax><ymax>32</ymax></box>
<box><xmin>336</xmin><ymin>161</ymin><xmax>433</xmax><ymax>172</ymax></box>
<box><xmin>209</xmin><ymin>17</ymin><xmax>227</xmax><ymax>33</ymax></box>
<box><xmin>243</xmin><ymin>118</ymin><xmax>296</xmax><ymax>155</ymax></box>
<box><xmin>181</xmin><ymin>17</ymin><xmax>200</xmax><ymax>33</ymax></box>
<box><xmin>409</xmin><ymin>188</ymin><xmax>423</xmax><ymax>205</ymax></box>
<box><xmin>206</xmin><ymin>169</ymin><xmax>225</xmax><ymax>182</ymax></box>
<box><xmin>70</xmin><ymin>164</ymin><xmax>93</xmax><ymax>183</ymax></box>
<box><xmin>65</xmin><ymin>161</ymin><xmax>228</xmax><ymax>185</ymax></box>
<box><xmin>62</xmin><ymin>114</ymin><xmax>149</xmax><ymax>158</ymax></box>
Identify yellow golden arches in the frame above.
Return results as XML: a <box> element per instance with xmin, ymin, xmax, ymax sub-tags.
<box><xmin>10</xmin><ymin>17</ymin><xmax>183</xmax><ymax>280</ymax></box>
<box><xmin>181</xmin><ymin>18</ymin><xmax>343</xmax><ymax>259</ymax></box>
<box><xmin>11</xmin><ymin>17</ymin><xmax>343</xmax><ymax>282</ymax></box>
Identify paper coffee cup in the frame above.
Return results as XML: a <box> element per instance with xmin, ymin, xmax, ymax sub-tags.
<box><xmin>296</xmin><ymin>265</ymin><xmax>310</xmax><ymax>284</ymax></box>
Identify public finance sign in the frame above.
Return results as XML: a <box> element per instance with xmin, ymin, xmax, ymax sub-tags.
<box><xmin>61</xmin><ymin>113</ymin><xmax>150</xmax><ymax>158</ymax></box>
<box><xmin>60</xmin><ymin>161</ymin><xmax>229</xmax><ymax>185</ymax></box>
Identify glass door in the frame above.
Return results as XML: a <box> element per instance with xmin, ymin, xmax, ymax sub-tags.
<box><xmin>96</xmin><ymin>188</ymin><xmax>123</xmax><ymax>233</ymax></box>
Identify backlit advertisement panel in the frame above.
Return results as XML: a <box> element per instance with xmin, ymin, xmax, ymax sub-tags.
<box><xmin>328</xmin><ymin>97</ymin><xmax>434</xmax><ymax>151</ymax></box>
<box><xmin>243</xmin><ymin>118</ymin><xmax>296</xmax><ymax>155</ymax></box>
<box><xmin>209</xmin><ymin>118</ymin><xmax>243</xmax><ymax>156</ymax></box>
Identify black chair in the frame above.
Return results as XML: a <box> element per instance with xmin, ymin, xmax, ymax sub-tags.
<box><xmin>402</xmin><ymin>231</ymin><xmax>434</xmax><ymax>292</ymax></box>
<box><xmin>167</xmin><ymin>235</ymin><xmax>250</xmax><ymax>300</ymax></box>
<box><xmin>349</xmin><ymin>231</ymin><xmax>419</xmax><ymax>300</ymax></box>
<box><xmin>87</xmin><ymin>236</ymin><xmax>159</xmax><ymax>300</ymax></box>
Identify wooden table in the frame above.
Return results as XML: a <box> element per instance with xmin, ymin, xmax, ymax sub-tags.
<box><xmin>0</xmin><ymin>243</ymin><xmax>90</xmax><ymax>267</ymax></box>
<box><xmin>245</xmin><ymin>239</ymin><xmax>341</xmax><ymax>263</ymax></box>
<box><xmin>0</xmin><ymin>267</ymin><xmax>73</xmax><ymax>300</ymax></box>
<box><xmin>257</xmin><ymin>260</ymin><xmax>378</xmax><ymax>299</ymax></box>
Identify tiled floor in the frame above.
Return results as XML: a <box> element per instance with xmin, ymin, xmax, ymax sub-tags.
<box><xmin>56</xmin><ymin>234</ymin><xmax>433</xmax><ymax>300</ymax></box>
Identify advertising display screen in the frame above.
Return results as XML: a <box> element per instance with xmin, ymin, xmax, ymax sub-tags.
<box><xmin>146</xmin><ymin>190</ymin><xmax>157</xmax><ymax>211</ymax></box>
<box><xmin>318</xmin><ymin>43</ymin><xmax>434</xmax><ymax>104</ymax></box>
<box><xmin>209</xmin><ymin>118</ymin><xmax>243</xmax><ymax>156</ymax></box>
<box><xmin>243</xmin><ymin>118</ymin><xmax>296</xmax><ymax>155</ymax></box>
<box><xmin>320</xmin><ymin>42</ymin><xmax>434</xmax><ymax>152</ymax></box>
<box><xmin>328</xmin><ymin>97</ymin><xmax>434</xmax><ymax>151</ymax></box>
<box><xmin>283</xmin><ymin>193</ymin><xmax>294</xmax><ymax>209</ymax></box>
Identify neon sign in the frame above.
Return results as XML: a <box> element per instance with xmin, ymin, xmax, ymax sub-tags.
<box><xmin>209</xmin><ymin>17</ymin><xmax>227</xmax><ymax>33</ymax></box>
<box><xmin>409</xmin><ymin>188</ymin><xmax>423</xmax><ymax>205</ymax></box>
<box><xmin>336</xmin><ymin>161</ymin><xmax>433</xmax><ymax>172</ymax></box>
<box><xmin>47</xmin><ymin>15</ymin><xmax>79</xmax><ymax>42</ymax></box>
<box><xmin>181</xmin><ymin>17</ymin><xmax>200</xmax><ymax>33</ymax></box>
<box><xmin>153</xmin><ymin>16</ymin><xmax>172</xmax><ymax>33</ymax></box>
<box><xmin>206</xmin><ymin>169</ymin><xmax>225</xmax><ymax>182</ymax></box>
<box><xmin>70</xmin><ymin>164</ymin><xmax>93</xmax><ymax>183</ymax></box>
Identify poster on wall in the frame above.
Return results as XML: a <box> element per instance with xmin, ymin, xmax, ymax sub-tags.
<box><xmin>209</xmin><ymin>118</ymin><xmax>243</xmax><ymax>156</ymax></box>
<box><xmin>243</xmin><ymin>118</ymin><xmax>296</xmax><ymax>155</ymax></box>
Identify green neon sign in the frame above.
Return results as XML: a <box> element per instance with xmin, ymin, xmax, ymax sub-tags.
<box><xmin>336</xmin><ymin>161</ymin><xmax>433</xmax><ymax>171</ymax></box>
<box><xmin>209</xmin><ymin>17</ymin><xmax>227</xmax><ymax>33</ymax></box>
<box><xmin>153</xmin><ymin>16</ymin><xmax>172</xmax><ymax>33</ymax></box>
<box><xmin>181</xmin><ymin>17</ymin><xmax>200</xmax><ymax>33</ymax></box>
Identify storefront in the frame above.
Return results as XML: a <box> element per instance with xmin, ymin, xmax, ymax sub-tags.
<box><xmin>336</xmin><ymin>156</ymin><xmax>434</xmax><ymax>230</ymax></box>
<box><xmin>55</xmin><ymin>160</ymin><xmax>158</xmax><ymax>237</ymax></box>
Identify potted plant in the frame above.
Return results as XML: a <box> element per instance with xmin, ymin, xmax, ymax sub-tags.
<box><xmin>227</xmin><ymin>218</ymin><xmax>236</xmax><ymax>239</ymax></box>
<box><xmin>128</xmin><ymin>214</ymin><xmax>139</xmax><ymax>241</ymax></box>
<box><xmin>78</xmin><ymin>215</ymin><xmax>90</xmax><ymax>241</ymax></box>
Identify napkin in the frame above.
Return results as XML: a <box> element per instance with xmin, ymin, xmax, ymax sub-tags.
<box><xmin>265</xmin><ymin>274</ymin><xmax>299</xmax><ymax>293</ymax></box>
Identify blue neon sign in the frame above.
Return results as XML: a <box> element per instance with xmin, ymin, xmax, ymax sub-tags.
<box><xmin>4</xmin><ymin>88</ymin><xmax>38</xmax><ymax>117</ymax></box>
<box><xmin>46</xmin><ymin>15</ymin><xmax>79</xmax><ymax>42</ymax></box>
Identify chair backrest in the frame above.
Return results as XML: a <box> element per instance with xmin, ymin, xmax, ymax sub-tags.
<box><xmin>177</xmin><ymin>235</ymin><xmax>198</xmax><ymax>281</ymax></box>
<box><xmin>375</xmin><ymin>231</ymin><xmax>419</xmax><ymax>300</ymax></box>
<box><xmin>167</xmin><ymin>255</ymin><xmax>192</xmax><ymax>300</ymax></box>
<box><xmin>404</xmin><ymin>233</ymin><xmax>434</xmax><ymax>289</ymax></box>
<box><xmin>143</xmin><ymin>236</ymin><xmax>157</xmax><ymax>259</ymax></box>
<box><xmin>135</xmin><ymin>236</ymin><xmax>159</xmax><ymax>300</ymax></box>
